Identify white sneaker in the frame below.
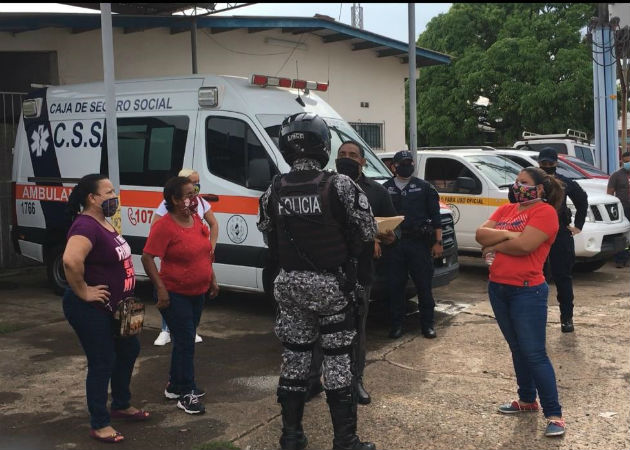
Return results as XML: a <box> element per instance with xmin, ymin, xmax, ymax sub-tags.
<box><xmin>195</xmin><ymin>333</ymin><xmax>203</xmax><ymax>343</ymax></box>
<box><xmin>154</xmin><ymin>331</ymin><xmax>171</xmax><ymax>346</ymax></box>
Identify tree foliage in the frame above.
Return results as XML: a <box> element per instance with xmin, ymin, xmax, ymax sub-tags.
<box><xmin>413</xmin><ymin>3</ymin><xmax>596</xmax><ymax>146</ymax></box>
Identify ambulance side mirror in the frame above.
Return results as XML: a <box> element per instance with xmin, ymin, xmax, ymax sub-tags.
<box><xmin>248</xmin><ymin>158</ymin><xmax>272</xmax><ymax>191</ymax></box>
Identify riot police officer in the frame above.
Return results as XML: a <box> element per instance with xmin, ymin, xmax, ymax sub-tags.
<box><xmin>509</xmin><ymin>147</ymin><xmax>588</xmax><ymax>332</ymax></box>
<box><xmin>384</xmin><ymin>150</ymin><xmax>443</xmax><ymax>339</ymax></box>
<box><xmin>257</xmin><ymin>113</ymin><xmax>377</xmax><ymax>450</ymax></box>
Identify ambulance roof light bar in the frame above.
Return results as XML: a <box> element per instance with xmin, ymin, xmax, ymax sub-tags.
<box><xmin>250</xmin><ymin>74</ymin><xmax>328</xmax><ymax>92</ymax></box>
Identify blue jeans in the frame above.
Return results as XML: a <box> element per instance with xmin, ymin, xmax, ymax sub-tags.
<box><xmin>387</xmin><ymin>238</ymin><xmax>435</xmax><ymax>329</ymax></box>
<box><xmin>63</xmin><ymin>289</ymin><xmax>140</xmax><ymax>429</ymax></box>
<box><xmin>158</xmin><ymin>291</ymin><xmax>204</xmax><ymax>394</ymax></box>
<box><xmin>488</xmin><ymin>281</ymin><xmax>562</xmax><ymax>418</ymax></box>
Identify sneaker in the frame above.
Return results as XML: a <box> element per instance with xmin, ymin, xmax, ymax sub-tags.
<box><xmin>561</xmin><ymin>320</ymin><xmax>574</xmax><ymax>333</ymax></box>
<box><xmin>195</xmin><ymin>333</ymin><xmax>203</xmax><ymax>343</ymax></box>
<box><xmin>545</xmin><ymin>418</ymin><xmax>566</xmax><ymax>437</ymax></box>
<box><xmin>154</xmin><ymin>331</ymin><xmax>171</xmax><ymax>346</ymax></box>
<box><xmin>164</xmin><ymin>383</ymin><xmax>181</xmax><ymax>400</ymax></box>
<box><xmin>498</xmin><ymin>400</ymin><xmax>540</xmax><ymax>414</ymax></box>
<box><xmin>165</xmin><ymin>383</ymin><xmax>205</xmax><ymax>399</ymax></box>
<box><xmin>177</xmin><ymin>393</ymin><xmax>205</xmax><ymax>415</ymax></box>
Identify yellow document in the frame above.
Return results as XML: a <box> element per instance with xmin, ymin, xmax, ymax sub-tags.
<box><xmin>375</xmin><ymin>216</ymin><xmax>405</xmax><ymax>234</ymax></box>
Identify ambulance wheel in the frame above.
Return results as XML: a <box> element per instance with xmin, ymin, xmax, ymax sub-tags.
<box><xmin>263</xmin><ymin>265</ymin><xmax>279</xmax><ymax>305</ymax></box>
<box><xmin>46</xmin><ymin>245</ymin><xmax>68</xmax><ymax>296</ymax></box>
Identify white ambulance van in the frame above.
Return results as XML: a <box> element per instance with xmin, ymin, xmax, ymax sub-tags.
<box><xmin>11</xmin><ymin>74</ymin><xmax>458</xmax><ymax>296</ymax></box>
<box><xmin>379</xmin><ymin>147</ymin><xmax>630</xmax><ymax>272</ymax></box>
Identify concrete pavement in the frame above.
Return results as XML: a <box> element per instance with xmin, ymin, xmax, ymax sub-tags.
<box><xmin>0</xmin><ymin>258</ymin><xmax>628</xmax><ymax>450</ymax></box>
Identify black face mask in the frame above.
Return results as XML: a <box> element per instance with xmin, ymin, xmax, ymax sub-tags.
<box><xmin>335</xmin><ymin>157</ymin><xmax>361</xmax><ymax>180</ymax></box>
<box><xmin>395</xmin><ymin>163</ymin><xmax>414</xmax><ymax>178</ymax></box>
<box><xmin>541</xmin><ymin>166</ymin><xmax>556</xmax><ymax>175</ymax></box>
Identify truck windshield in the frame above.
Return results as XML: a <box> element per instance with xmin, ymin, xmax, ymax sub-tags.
<box><xmin>463</xmin><ymin>155</ymin><xmax>523</xmax><ymax>188</ymax></box>
<box><xmin>258</xmin><ymin>114</ymin><xmax>392</xmax><ymax>180</ymax></box>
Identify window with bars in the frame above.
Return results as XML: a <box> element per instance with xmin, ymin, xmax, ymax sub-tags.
<box><xmin>349</xmin><ymin>122</ymin><xmax>383</xmax><ymax>150</ymax></box>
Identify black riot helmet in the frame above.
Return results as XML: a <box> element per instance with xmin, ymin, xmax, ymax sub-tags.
<box><xmin>278</xmin><ymin>112</ymin><xmax>331</xmax><ymax>166</ymax></box>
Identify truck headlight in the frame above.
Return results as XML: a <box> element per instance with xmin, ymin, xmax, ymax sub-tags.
<box><xmin>567</xmin><ymin>204</ymin><xmax>594</xmax><ymax>222</ymax></box>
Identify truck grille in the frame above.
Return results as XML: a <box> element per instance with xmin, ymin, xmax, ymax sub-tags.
<box><xmin>441</xmin><ymin>214</ymin><xmax>456</xmax><ymax>250</ymax></box>
<box><xmin>605</xmin><ymin>203</ymin><xmax>620</xmax><ymax>221</ymax></box>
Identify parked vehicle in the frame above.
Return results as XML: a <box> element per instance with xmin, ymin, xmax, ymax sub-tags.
<box><xmin>11</xmin><ymin>74</ymin><xmax>458</xmax><ymax>296</ymax></box>
<box><xmin>558</xmin><ymin>154</ymin><xmax>609</xmax><ymax>180</ymax></box>
<box><xmin>513</xmin><ymin>129</ymin><xmax>598</xmax><ymax>167</ymax></box>
<box><xmin>379</xmin><ymin>147</ymin><xmax>630</xmax><ymax>272</ymax></box>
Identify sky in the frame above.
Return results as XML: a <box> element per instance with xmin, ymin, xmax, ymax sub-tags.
<box><xmin>0</xmin><ymin>3</ymin><xmax>452</xmax><ymax>42</ymax></box>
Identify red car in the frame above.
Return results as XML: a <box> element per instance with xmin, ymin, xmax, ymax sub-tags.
<box><xmin>557</xmin><ymin>154</ymin><xmax>609</xmax><ymax>179</ymax></box>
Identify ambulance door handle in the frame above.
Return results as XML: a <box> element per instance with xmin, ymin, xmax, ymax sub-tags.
<box><xmin>201</xmin><ymin>194</ymin><xmax>219</xmax><ymax>202</ymax></box>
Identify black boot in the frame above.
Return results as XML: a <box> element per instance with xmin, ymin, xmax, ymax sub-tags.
<box><xmin>277</xmin><ymin>389</ymin><xmax>308</xmax><ymax>450</ymax></box>
<box><xmin>326</xmin><ymin>387</ymin><xmax>376</xmax><ymax>450</ymax></box>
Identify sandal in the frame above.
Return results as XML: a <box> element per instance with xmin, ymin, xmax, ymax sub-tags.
<box><xmin>89</xmin><ymin>429</ymin><xmax>125</xmax><ymax>443</ymax></box>
<box><xmin>111</xmin><ymin>408</ymin><xmax>151</xmax><ymax>421</ymax></box>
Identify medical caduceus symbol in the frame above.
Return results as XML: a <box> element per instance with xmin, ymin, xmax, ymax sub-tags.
<box><xmin>30</xmin><ymin>125</ymin><xmax>50</xmax><ymax>157</ymax></box>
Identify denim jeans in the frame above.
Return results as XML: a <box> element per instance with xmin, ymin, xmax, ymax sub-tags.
<box><xmin>488</xmin><ymin>281</ymin><xmax>562</xmax><ymax>418</ymax></box>
<box><xmin>63</xmin><ymin>289</ymin><xmax>140</xmax><ymax>429</ymax></box>
<box><xmin>159</xmin><ymin>291</ymin><xmax>204</xmax><ymax>394</ymax></box>
<box><xmin>387</xmin><ymin>238</ymin><xmax>435</xmax><ymax>329</ymax></box>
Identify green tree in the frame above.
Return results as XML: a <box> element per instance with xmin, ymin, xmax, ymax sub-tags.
<box><xmin>413</xmin><ymin>3</ymin><xmax>596</xmax><ymax>146</ymax></box>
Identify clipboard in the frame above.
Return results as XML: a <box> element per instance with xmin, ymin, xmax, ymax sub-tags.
<box><xmin>375</xmin><ymin>216</ymin><xmax>405</xmax><ymax>234</ymax></box>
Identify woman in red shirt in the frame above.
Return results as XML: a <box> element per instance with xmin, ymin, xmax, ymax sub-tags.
<box><xmin>476</xmin><ymin>167</ymin><xmax>567</xmax><ymax>437</ymax></box>
<box><xmin>142</xmin><ymin>177</ymin><xmax>219</xmax><ymax>415</ymax></box>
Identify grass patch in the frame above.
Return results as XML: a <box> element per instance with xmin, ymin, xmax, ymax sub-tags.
<box><xmin>0</xmin><ymin>322</ymin><xmax>29</xmax><ymax>335</ymax></box>
<box><xmin>191</xmin><ymin>442</ymin><xmax>240</xmax><ymax>450</ymax></box>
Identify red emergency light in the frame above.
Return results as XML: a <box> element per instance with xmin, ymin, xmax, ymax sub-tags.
<box><xmin>250</xmin><ymin>74</ymin><xmax>328</xmax><ymax>92</ymax></box>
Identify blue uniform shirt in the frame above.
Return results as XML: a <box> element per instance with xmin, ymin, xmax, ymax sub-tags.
<box><xmin>383</xmin><ymin>176</ymin><xmax>442</xmax><ymax>231</ymax></box>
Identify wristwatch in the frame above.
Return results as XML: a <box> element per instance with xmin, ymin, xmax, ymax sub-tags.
<box><xmin>436</xmin><ymin>240</ymin><xmax>443</xmax><ymax>245</ymax></box>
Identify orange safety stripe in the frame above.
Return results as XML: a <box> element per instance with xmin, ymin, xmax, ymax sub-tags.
<box><xmin>16</xmin><ymin>184</ymin><xmax>259</xmax><ymax>215</ymax></box>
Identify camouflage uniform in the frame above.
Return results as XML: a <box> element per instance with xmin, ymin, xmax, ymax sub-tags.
<box><xmin>257</xmin><ymin>158</ymin><xmax>376</xmax><ymax>394</ymax></box>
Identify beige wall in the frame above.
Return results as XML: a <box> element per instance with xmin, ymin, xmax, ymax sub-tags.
<box><xmin>0</xmin><ymin>26</ymin><xmax>412</xmax><ymax>151</ymax></box>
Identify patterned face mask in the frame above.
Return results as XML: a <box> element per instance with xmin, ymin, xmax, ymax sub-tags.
<box><xmin>184</xmin><ymin>195</ymin><xmax>199</xmax><ymax>214</ymax></box>
<box><xmin>511</xmin><ymin>181</ymin><xmax>539</xmax><ymax>203</ymax></box>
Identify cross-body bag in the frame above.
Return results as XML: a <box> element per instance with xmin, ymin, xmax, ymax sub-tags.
<box><xmin>108</xmin><ymin>296</ymin><xmax>145</xmax><ymax>337</ymax></box>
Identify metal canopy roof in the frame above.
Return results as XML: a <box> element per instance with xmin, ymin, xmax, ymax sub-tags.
<box><xmin>0</xmin><ymin>13</ymin><xmax>451</xmax><ymax>67</ymax></box>
<box><xmin>63</xmin><ymin>3</ymin><xmax>251</xmax><ymax>16</ymax></box>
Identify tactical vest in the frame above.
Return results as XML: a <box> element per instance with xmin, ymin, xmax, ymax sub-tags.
<box><xmin>271</xmin><ymin>170</ymin><xmax>348</xmax><ymax>271</ymax></box>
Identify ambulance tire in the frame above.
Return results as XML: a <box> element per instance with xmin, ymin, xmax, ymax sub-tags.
<box><xmin>46</xmin><ymin>244</ymin><xmax>68</xmax><ymax>296</ymax></box>
<box><xmin>263</xmin><ymin>265</ymin><xmax>279</xmax><ymax>306</ymax></box>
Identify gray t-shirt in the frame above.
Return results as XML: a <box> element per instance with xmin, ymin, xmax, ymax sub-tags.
<box><xmin>607</xmin><ymin>168</ymin><xmax>630</xmax><ymax>210</ymax></box>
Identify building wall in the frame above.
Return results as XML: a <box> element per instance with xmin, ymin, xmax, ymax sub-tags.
<box><xmin>0</xmin><ymin>26</ymin><xmax>411</xmax><ymax>152</ymax></box>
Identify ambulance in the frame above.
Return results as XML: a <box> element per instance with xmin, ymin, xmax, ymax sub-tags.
<box><xmin>11</xmin><ymin>74</ymin><xmax>459</xmax><ymax>296</ymax></box>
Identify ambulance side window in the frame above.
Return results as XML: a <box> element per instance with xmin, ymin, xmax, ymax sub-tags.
<box><xmin>101</xmin><ymin>116</ymin><xmax>188</xmax><ymax>186</ymax></box>
<box><xmin>425</xmin><ymin>158</ymin><xmax>482</xmax><ymax>195</ymax></box>
<box><xmin>206</xmin><ymin>117</ymin><xmax>278</xmax><ymax>191</ymax></box>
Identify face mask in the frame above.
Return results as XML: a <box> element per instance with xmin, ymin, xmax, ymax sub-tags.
<box><xmin>101</xmin><ymin>197</ymin><xmax>119</xmax><ymax>217</ymax></box>
<box><xmin>193</xmin><ymin>183</ymin><xmax>201</xmax><ymax>194</ymax></box>
<box><xmin>541</xmin><ymin>166</ymin><xmax>556</xmax><ymax>175</ymax></box>
<box><xmin>624</xmin><ymin>162</ymin><xmax>630</xmax><ymax>171</ymax></box>
<box><xmin>184</xmin><ymin>195</ymin><xmax>198</xmax><ymax>215</ymax></box>
<box><xmin>511</xmin><ymin>182</ymin><xmax>539</xmax><ymax>203</ymax></box>
<box><xmin>335</xmin><ymin>157</ymin><xmax>361</xmax><ymax>180</ymax></box>
<box><xmin>396</xmin><ymin>163</ymin><xmax>414</xmax><ymax>178</ymax></box>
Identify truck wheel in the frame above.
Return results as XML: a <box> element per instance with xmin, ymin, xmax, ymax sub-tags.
<box><xmin>573</xmin><ymin>260</ymin><xmax>607</xmax><ymax>273</ymax></box>
<box><xmin>46</xmin><ymin>245</ymin><xmax>68</xmax><ymax>296</ymax></box>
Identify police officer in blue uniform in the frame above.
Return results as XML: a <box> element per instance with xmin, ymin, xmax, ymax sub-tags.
<box><xmin>509</xmin><ymin>147</ymin><xmax>587</xmax><ymax>332</ymax></box>
<box><xmin>258</xmin><ymin>113</ymin><xmax>377</xmax><ymax>450</ymax></box>
<box><xmin>384</xmin><ymin>150</ymin><xmax>443</xmax><ymax>339</ymax></box>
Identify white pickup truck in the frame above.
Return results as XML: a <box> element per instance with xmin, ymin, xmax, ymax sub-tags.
<box><xmin>379</xmin><ymin>147</ymin><xmax>630</xmax><ymax>272</ymax></box>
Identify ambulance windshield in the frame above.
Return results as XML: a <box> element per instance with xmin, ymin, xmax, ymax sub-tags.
<box><xmin>259</xmin><ymin>114</ymin><xmax>392</xmax><ymax>180</ymax></box>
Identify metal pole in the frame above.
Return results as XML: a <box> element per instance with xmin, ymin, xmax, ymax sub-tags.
<box><xmin>191</xmin><ymin>17</ymin><xmax>198</xmax><ymax>74</ymax></box>
<box><xmin>100</xmin><ymin>3</ymin><xmax>121</xmax><ymax>233</ymax></box>
<box><xmin>408</xmin><ymin>3</ymin><xmax>417</xmax><ymax>173</ymax></box>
